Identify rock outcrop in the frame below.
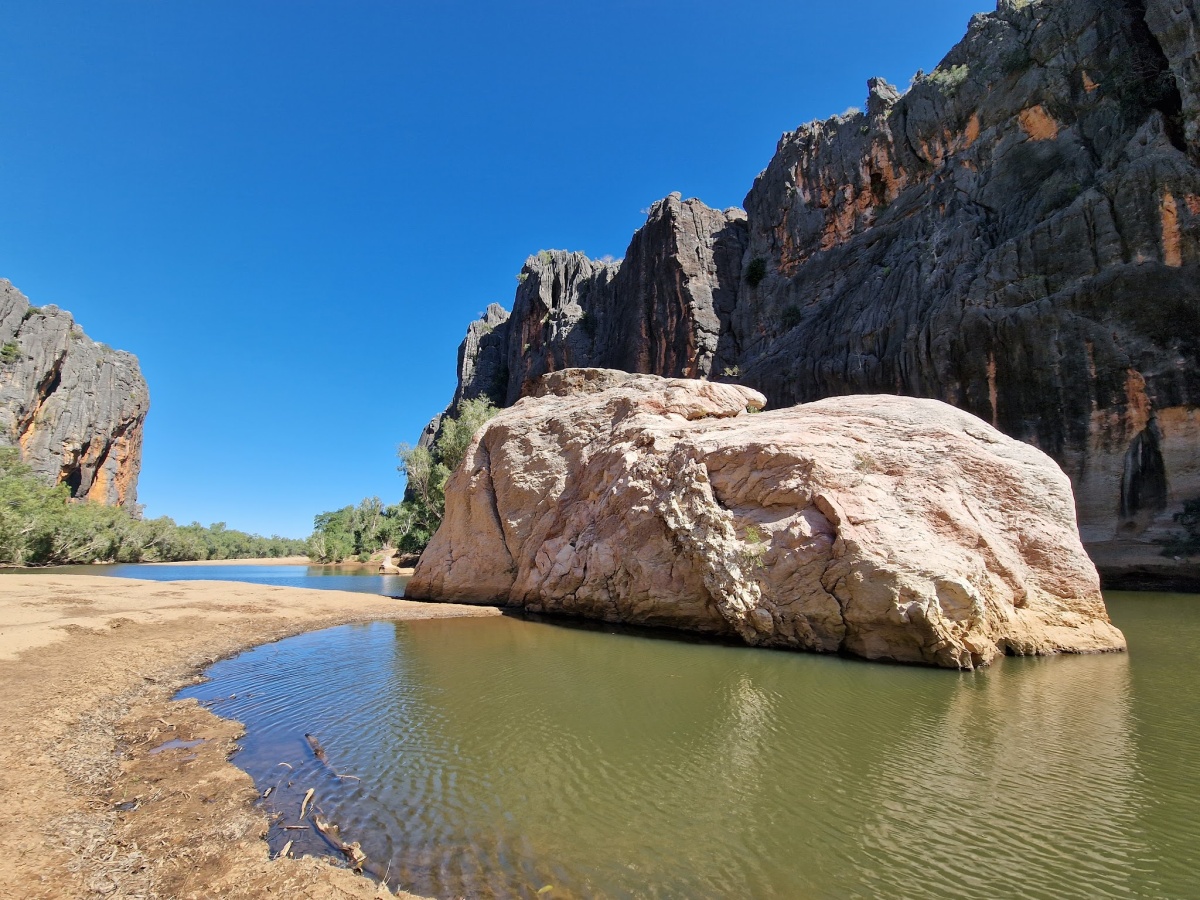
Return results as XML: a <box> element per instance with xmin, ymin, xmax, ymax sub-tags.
<box><xmin>735</xmin><ymin>0</ymin><xmax>1200</xmax><ymax>564</ymax></box>
<box><xmin>433</xmin><ymin>193</ymin><xmax>748</xmax><ymax>421</ymax></box>
<box><xmin>425</xmin><ymin>0</ymin><xmax>1200</xmax><ymax>583</ymax></box>
<box><xmin>407</xmin><ymin>370</ymin><xmax>1126</xmax><ymax>669</ymax></box>
<box><xmin>0</xmin><ymin>280</ymin><xmax>149</xmax><ymax>506</ymax></box>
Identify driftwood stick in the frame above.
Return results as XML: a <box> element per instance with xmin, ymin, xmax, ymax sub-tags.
<box><xmin>304</xmin><ymin>733</ymin><xmax>329</xmax><ymax>765</ymax></box>
<box><xmin>313</xmin><ymin>815</ymin><xmax>368</xmax><ymax>870</ymax></box>
<box><xmin>304</xmin><ymin>732</ymin><xmax>359</xmax><ymax>780</ymax></box>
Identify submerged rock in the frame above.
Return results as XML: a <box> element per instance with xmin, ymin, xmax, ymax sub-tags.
<box><xmin>407</xmin><ymin>370</ymin><xmax>1126</xmax><ymax>669</ymax></box>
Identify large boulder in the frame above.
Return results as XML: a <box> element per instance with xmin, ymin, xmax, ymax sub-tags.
<box><xmin>407</xmin><ymin>370</ymin><xmax>1126</xmax><ymax>669</ymax></box>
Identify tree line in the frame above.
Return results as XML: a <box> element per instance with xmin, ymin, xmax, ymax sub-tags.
<box><xmin>0</xmin><ymin>449</ymin><xmax>307</xmax><ymax>566</ymax></box>
<box><xmin>307</xmin><ymin>398</ymin><xmax>497</xmax><ymax>563</ymax></box>
<box><xmin>0</xmin><ymin>397</ymin><xmax>500</xmax><ymax>567</ymax></box>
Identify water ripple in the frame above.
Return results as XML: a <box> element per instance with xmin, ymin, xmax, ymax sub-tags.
<box><xmin>178</xmin><ymin>597</ymin><xmax>1200</xmax><ymax>899</ymax></box>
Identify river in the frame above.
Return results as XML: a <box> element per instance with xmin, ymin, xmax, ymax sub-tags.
<box><xmin>168</xmin><ymin>588</ymin><xmax>1198</xmax><ymax>900</ymax></box>
<box><xmin>1</xmin><ymin>562</ymin><xmax>412</xmax><ymax>597</ymax></box>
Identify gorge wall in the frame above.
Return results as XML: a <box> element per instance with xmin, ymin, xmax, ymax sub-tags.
<box><xmin>425</xmin><ymin>0</ymin><xmax>1200</xmax><ymax>579</ymax></box>
<box><xmin>0</xmin><ymin>280</ymin><xmax>149</xmax><ymax>506</ymax></box>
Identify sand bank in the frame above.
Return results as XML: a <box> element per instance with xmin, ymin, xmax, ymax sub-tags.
<box><xmin>146</xmin><ymin>556</ymin><xmax>314</xmax><ymax>566</ymax></box>
<box><xmin>140</xmin><ymin>557</ymin><xmax>418</xmax><ymax>576</ymax></box>
<box><xmin>0</xmin><ymin>574</ymin><xmax>499</xmax><ymax>898</ymax></box>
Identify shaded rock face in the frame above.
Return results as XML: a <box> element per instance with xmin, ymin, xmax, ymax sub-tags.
<box><xmin>1146</xmin><ymin>0</ymin><xmax>1200</xmax><ymax>147</ymax></box>
<box><xmin>454</xmin><ymin>303</ymin><xmax>511</xmax><ymax>411</ymax></box>
<box><xmin>407</xmin><ymin>370</ymin><xmax>1125</xmax><ymax>669</ymax></box>
<box><xmin>440</xmin><ymin>192</ymin><xmax>748</xmax><ymax>417</ymax></box>
<box><xmin>0</xmin><ymin>280</ymin><xmax>149</xmax><ymax>506</ymax></box>
<box><xmin>735</xmin><ymin>0</ymin><xmax>1200</xmax><ymax>550</ymax></box>
<box><xmin>430</xmin><ymin>0</ymin><xmax>1200</xmax><ymax>568</ymax></box>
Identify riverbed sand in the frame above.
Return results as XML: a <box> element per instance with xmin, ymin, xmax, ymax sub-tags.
<box><xmin>146</xmin><ymin>556</ymin><xmax>314</xmax><ymax>566</ymax></box>
<box><xmin>144</xmin><ymin>557</ymin><xmax>418</xmax><ymax>576</ymax></box>
<box><xmin>0</xmin><ymin>574</ymin><xmax>500</xmax><ymax>899</ymax></box>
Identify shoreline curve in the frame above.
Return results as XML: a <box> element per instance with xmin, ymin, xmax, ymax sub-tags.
<box><xmin>0</xmin><ymin>574</ymin><xmax>499</xmax><ymax>898</ymax></box>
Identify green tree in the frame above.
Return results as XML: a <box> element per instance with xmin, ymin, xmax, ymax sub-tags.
<box><xmin>436</xmin><ymin>398</ymin><xmax>498</xmax><ymax>473</ymax></box>
<box><xmin>397</xmin><ymin>444</ymin><xmax>446</xmax><ymax>534</ymax></box>
<box><xmin>308</xmin><ymin>506</ymin><xmax>355</xmax><ymax>563</ymax></box>
<box><xmin>307</xmin><ymin>399</ymin><xmax>500</xmax><ymax>563</ymax></box>
<box><xmin>399</xmin><ymin>397</ymin><xmax>498</xmax><ymax>537</ymax></box>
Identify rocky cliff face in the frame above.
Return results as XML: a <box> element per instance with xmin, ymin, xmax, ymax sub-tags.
<box><xmin>0</xmin><ymin>280</ymin><xmax>149</xmax><ymax>506</ymax></box>
<box><xmin>735</xmin><ymin>0</ymin><xmax>1200</xmax><ymax>557</ymax></box>
<box><xmin>433</xmin><ymin>193</ymin><xmax>747</xmax><ymax>425</ymax></box>
<box><xmin>429</xmin><ymin>0</ymin><xmax>1200</xmax><ymax>575</ymax></box>
<box><xmin>409</xmin><ymin>370</ymin><xmax>1125</xmax><ymax>669</ymax></box>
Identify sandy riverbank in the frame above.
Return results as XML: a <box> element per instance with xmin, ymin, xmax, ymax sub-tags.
<box><xmin>0</xmin><ymin>574</ymin><xmax>500</xmax><ymax>898</ymax></box>
<box><xmin>147</xmin><ymin>557</ymin><xmax>419</xmax><ymax>576</ymax></box>
<box><xmin>147</xmin><ymin>556</ymin><xmax>314</xmax><ymax>566</ymax></box>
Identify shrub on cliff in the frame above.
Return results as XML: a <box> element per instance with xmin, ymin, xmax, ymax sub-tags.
<box><xmin>400</xmin><ymin>397</ymin><xmax>499</xmax><ymax>536</ymax></box>
<box><xmin>925</xmin><ymin>64</ymin><xmax>969</xmax><ymax>96</ymax></box>
<box><xmin>745</xmin><ymin>258</ymin><xmax>767</xmax><ymax>287</ymax></box>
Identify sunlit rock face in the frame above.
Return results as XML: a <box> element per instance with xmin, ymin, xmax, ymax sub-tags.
<box><xmin>407</xmin><ymin>370</ymin><xmax>1126</xmax><ymax>669</ymax></box>
<box><xmin>0</xmin><ymin>280</ymin><xmax>148</xmax><ymax>506</ymax></box>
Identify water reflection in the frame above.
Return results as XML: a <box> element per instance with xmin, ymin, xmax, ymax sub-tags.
<box><xmin>178</xmin><ymin>596</ymin><xmax>1199</xmax><ymax>900</ymax></box>
<box><xmin>857</xmin><ymin>653</ymin><xmax>1142</xmax><ymax>899</ymax></box>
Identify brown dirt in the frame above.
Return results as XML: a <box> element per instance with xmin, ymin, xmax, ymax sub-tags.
<box><xmin>0</xmin><ymin>574</ymin><xmax>501</xmax><ymax>899</ymax></box>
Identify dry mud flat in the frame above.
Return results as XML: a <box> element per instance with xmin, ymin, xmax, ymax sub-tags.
<box><xmin>0</xmin><ymin>574</ymin><xmax>498</xmax><ymax>899</ymax></box>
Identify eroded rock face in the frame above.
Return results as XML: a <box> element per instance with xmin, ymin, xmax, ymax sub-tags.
<box><xmin>430</xmin><ymin>193</ymin><xmax>748</xmax><ymax>421</ymax></box>
<box><xmin>407</xmin><ymin>370</ymin><xmax>1125</xmax><ymax>669</ymax></box>
<box><xmin>734</xmin><ymin>0</ymin><xmax>1200</xmax><ymax>555</ymax></box>
<box><xmin>0</xmin><ymin>280</ymin><xmax>149</xmax><ymax>506</ymax></box>
<box><xmin>426</xmin><ymin>0</ymin><xmax>1200</xmax><ymax>582</ymax></box>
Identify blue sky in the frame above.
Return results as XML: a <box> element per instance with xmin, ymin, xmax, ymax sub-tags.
<box><xmin>0</xmin><ymin>1</ymin><xmax>985</xmax><ymax>537</ymax></box>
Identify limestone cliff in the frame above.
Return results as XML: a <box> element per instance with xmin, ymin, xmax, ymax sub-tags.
<box><xmin>0</xmin><ymin>280</ymin><xmax>149</xmax><ymax>506</ymax></box>
<box><xmin>428</xmin><ymin>0</ymin><xmax>1200</xmax><ymax>581</ymax></box>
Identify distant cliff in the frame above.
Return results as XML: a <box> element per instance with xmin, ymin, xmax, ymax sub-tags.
<box><xmin>425</xmin><ymin>0</ymin><xmax>1200</xmax><ymax>579</ymax></box>
<box><xmin>425</xmin><ymin>194</ymin><xmax>748</xmax><ymax>431</ymax></box>
<box><xmin>0</xmin><ymin>280</ymin><xmax>149</xmax><ymax>506</ymax></box>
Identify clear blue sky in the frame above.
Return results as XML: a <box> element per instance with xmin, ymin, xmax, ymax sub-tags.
<box><xmin>0</xmin><ymin>1</ymin><xmax>985</xmax><ymax>538</ymax></box>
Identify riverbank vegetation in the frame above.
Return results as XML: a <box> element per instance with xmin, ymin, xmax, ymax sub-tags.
<box><xmin>0</xmin><ymin>449</ymin><xmax>307</xmax><ymax>566</ymax></box>
<box><xmin>1161</xmin><ymin>498</ymin><xmax>1200</xmax><ymax>557</ymax></box>
<box><xmin>307</xmin><ymin>399</ymin><xmax>498</xmax><ymax>563</ymax></box>
<box><xmin>305</xmin><ymin>498</ymin><xmax>417</xmax><ymax>564</ymax></box>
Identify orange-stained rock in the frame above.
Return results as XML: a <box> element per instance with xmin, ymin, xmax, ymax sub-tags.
<box><xmin>0</xmin><ymin>280</ymin><xmax>148</xmax><ymax>506</ymax></box>
<box><xmin>408</xmin><ymin>371</ymin><xmax>1126</xmax><ymax>670</ymax></box>
<box><xmin>1017</xmin><ymin>105</ymin><xmax>1060</xmax><ymax>142</ymax></box>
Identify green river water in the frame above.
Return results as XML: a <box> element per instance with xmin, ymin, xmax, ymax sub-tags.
<box><xmin>179</xmin><ymin>592</ymin><xmax>1199</xmax><ymax>899</ymax></box>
